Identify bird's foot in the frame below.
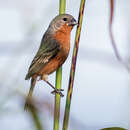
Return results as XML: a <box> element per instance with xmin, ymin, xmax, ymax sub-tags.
<box><xmin>51</xmin><ymin>89</ymin><xmax>64</xmax><ymax>97</ymax></box>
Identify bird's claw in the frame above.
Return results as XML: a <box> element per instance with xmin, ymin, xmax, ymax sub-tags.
<box><xmin>58</xmin><ymin>89</ymin><xmax>64</xmax><ymax>91</ymax></box>
<box><xmin>51</xmin><ymin>89</ymin><xmax>64</xmax><ymax>97</ymax></box>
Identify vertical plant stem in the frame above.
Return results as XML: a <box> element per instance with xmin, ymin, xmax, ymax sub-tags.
<box><xmin>59</xmin><ymin>0</ymin><xmax>66</xmax><ymax>14</ymax></box>
<box><xmin>54</xmin><ymin>67</ymin><xmax>62</xmax><ymax>130</ymax></box>
<box><xmin>54</xmin><ymin>0</ymin><xmax>66</xmax><ymax>130</ymax></box>
<box><xmin>62</xmin><ymin>0</ymin><xmax>86</xmax><ymax>130</ymax></box>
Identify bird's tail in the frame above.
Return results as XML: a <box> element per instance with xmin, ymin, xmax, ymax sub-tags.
<box><xmin>24</xmin><ymin>76</ymin><xmax>37</xmax><ymax>110</ymax></box>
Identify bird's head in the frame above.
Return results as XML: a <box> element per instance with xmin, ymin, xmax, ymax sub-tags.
<box><xmin>47</xmin><ymin>14</ymin><xmax>77</xmax><ymax>34</ymax></box>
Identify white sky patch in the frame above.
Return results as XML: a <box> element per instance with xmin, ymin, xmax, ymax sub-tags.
<box><xmin>0</xmin><ymin>8</ymin><xmax>24</xmax><ymax>43</ymax></box>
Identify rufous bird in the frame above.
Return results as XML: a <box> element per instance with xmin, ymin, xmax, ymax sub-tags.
<box><xmin>25</xmin><ymin>14</ymin><xmax>77</xmax><ymax>109</ymax></box>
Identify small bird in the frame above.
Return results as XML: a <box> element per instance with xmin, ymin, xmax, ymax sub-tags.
<box><xmin>25</xmin><ymin>14</ymin><xmax>77</xmax><ymax>109</ymax></box>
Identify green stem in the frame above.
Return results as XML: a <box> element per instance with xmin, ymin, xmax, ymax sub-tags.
<box><xmin>59</xmin><ymin>0</ymin><xmax>66</xmax><ymax>14</ymax></box>
<box><xmin>62</xmin><ymin>0</ymin><xmax>86</xmax><ymax>130</ymax></box>
<box><xmin>53</xmin><ymin>1</ymin><xmax>66</xmax><ymax>130</ymax></box>
<box><xmin>54</xmin><ymin>67</ymin><xmax>62</xmax><ymax>130</ymax></box>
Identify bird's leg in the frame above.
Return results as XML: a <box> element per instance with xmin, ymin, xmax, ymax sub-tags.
<box><xmin>45</xmin><ymin>80</ymin><xmax>64</xmax><ymax>97</ymax></box>
<box><xmin>42</xmin><ymin>75</ymin><xmax>64</xmax><ymax>97</ymax></box>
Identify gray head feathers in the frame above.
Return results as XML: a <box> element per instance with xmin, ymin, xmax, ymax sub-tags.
<box><xmin>47</xmin><ymin>14</ymin><xmax>77</xmax><ymax>34</ymax></box>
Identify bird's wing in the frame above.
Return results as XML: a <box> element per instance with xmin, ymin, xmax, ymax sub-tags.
<box><xmin>25</xmin><ymin>33</ymin><xmax>60</xmax><ymax>80</ymax></box>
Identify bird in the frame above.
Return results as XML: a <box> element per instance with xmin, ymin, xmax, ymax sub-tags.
<box><xmin>24</xmin><ymin>14</ymin><xmax>77</xmax><ymax>109</ymax></box>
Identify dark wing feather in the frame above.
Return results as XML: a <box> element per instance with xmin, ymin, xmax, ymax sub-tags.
<box><xmin>25</xmin><ymin>33</ymin><xmax>60</xmax><ymax>80</ymax></box>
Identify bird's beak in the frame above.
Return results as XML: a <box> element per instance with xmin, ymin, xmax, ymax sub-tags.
<box><xmin>68</xmin><ymin>18</ymin><xmax>78</xmax><ymax>26</ymax></box>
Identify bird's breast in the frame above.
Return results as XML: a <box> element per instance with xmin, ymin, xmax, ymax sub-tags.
<box><xmin>52</xmin><ymin>27</ymin><xmax>71</xmax><ymax>56</ymax></box>
<box><xmin>39</xmin><ymin>30</ymin><xmax>71</xmax><ymax>75</ymax></box>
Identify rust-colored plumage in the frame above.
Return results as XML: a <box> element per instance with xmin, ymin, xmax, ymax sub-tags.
<box><xmin>24</xmin><ymin>14</ymin><xmax>77</xmax><ymax>109</ymax></box>
<box><xmin>39</xmin><ymin>24</ymin><xmax>72</xmax><ymax>76</ymax></box>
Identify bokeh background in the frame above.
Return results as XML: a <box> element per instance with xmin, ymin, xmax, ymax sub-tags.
<box><xmin>0</xmin><ymin>0</ymin><xmax>129</xmax><ymax>130</ymax></box>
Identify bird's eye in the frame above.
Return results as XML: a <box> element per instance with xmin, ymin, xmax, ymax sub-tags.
<box><xmin>63</xmin><ymin>18</ymin><xmax>67</xmax><ymax>21</ymax></box>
